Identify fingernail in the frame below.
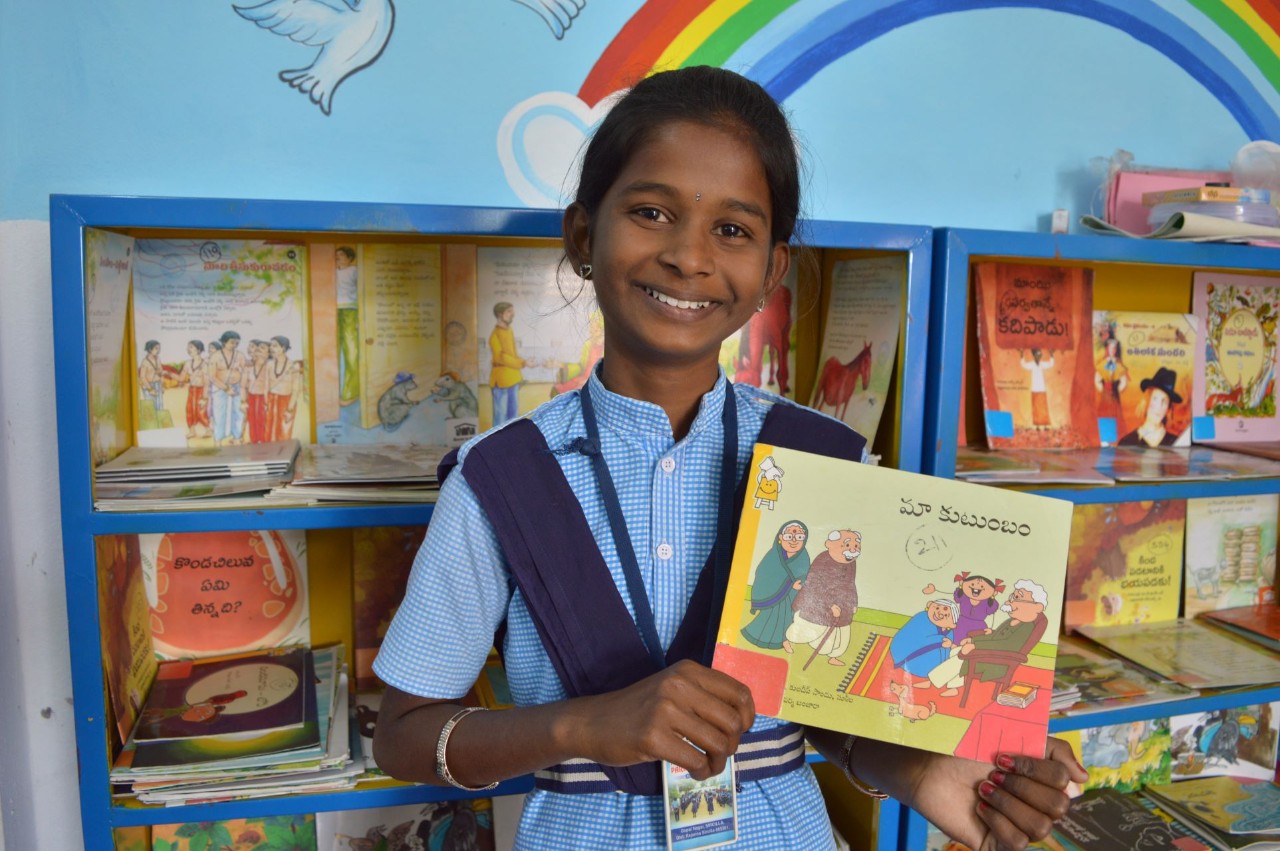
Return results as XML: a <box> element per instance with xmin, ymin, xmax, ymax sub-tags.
<box><xmin>996</xmin><ymin>754</ymin><xmax>1016</xmax><ymax>771</ymax></box>
<box><xmin>990</xmin><ymin>770</ymin><xmax>1006</xmax><ymax>786</ymax></box>
<box><xmin>1075</xmin><ymin>758</ymin><xmax>1086</xmax><ymax>773</ymax></box>
<box><xmin>979</xmin><ymin>781</ymin><xmax>997</xmax><ymax>797</ymax></box>
<box><xmin>977</xmin><ymin>800</ymin><xmax>990</xmax><ymax>811</ymax></box>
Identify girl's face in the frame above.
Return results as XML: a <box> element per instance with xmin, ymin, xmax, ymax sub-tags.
<box><xmin>963</xmin><ymin>578</ymin><xmax>994</xmax><ymax>600</ymax></box>
<box><xmin>566</xmin><ymin>120</ymin><xmax>790</xmax><ymax>377</ymax></box>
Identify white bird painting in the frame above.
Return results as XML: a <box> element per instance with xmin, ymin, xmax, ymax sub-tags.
<box><xmin>511</xmin><ymin>0</ymin><xmax>586</xmax><ymax>39</ymax></box>
<box><xmin>234</xmin><ymin>0</ymin><xmax>395</xmax><ymax>116</ymax></box>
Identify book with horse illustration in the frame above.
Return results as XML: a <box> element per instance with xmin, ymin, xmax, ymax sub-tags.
<box><xmin>712</xmin><ymin>444</ymin><xmax>1073</xmax><ymax>763</ymax></box>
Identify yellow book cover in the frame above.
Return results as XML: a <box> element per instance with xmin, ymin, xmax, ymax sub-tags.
<box><xmin>712</xmin><ymin>444</ymin><xmax>1073</xmax><ymax>763</ymax></box>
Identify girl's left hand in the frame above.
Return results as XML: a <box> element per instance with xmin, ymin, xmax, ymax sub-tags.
<box><xmin>972</xmin><ymin>738</ymin><xmax>1086</xmax><ymax>850</ymax></box>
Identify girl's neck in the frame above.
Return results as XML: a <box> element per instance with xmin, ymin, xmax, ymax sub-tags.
<box><xmin>598</xmin><ymin>357</ymin><xmax>720</xmax><ymax>441</ymax></box>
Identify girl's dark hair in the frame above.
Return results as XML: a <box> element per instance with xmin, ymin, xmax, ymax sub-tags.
<box><xmin>574</xmin><ymin>66</ymin><xmax>800</xmax><ymax>245</ymax></box>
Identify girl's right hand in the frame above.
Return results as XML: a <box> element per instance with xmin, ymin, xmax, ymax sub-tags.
<box><xmin>570</xmin><ymin>659</ymin><xmax>755</xmax><ymax>780</ymax></box>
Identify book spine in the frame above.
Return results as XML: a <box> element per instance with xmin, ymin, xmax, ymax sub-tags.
<box><xmin>1142</xmin><ymin>186</ymin><xmax>1271</xmax><ymax>206</ymax></box>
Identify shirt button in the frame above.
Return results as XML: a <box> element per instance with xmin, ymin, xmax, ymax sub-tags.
<box><xmin>656</xmin><ymin>543</ymin><xmax>673</xmax><ymax>560</ymax></box>
<box><xmin>660</xmin><ymin>457</ymin><xmax>676</xmax><ymax>473</ymax></box>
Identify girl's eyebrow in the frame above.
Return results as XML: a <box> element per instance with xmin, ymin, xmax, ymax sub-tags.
<box><xmin>618</xmin><ymin>181</ymin><xmax>769</xmax><ymax>224</ymax></box>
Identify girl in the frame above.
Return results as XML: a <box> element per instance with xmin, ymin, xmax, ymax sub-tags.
<box><xmin>374</xmin><ymin>66</ymin><xmax>1083</xmax><ymax>849</ymax></box>
<box><xmin>1118</xmin><ymin>366</ymin><xmax>1182</xmax><ymax>447</ymax></box>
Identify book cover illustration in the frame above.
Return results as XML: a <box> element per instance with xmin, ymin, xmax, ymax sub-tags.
<box><xmin>1056</xmin><ymin>718</ymin><xmax>1173</xmax><ymax>793</ymax></box>
<box><xmin>1185</xmin><ymin>495</ymin><xmax>1278</xmax><ymax>619</ymax></box>
<box><xmin>712</xmin><ymin>444</ymin><xmax>1073</xmax><ymax>763</ymax></box>
<box><xmin>311</xmin><ymin>242</ymin><xmax>480</xmax><ymax>447</ymax></box>
<box><xmin>1078</xmin><ymin>619</ymin><xmax>1280</xmax><ymax>688</ymax></box>
<box><xmin>131</xmin><ymin>239</ymin><xmax>309</xmax><ymax>449</ymax></box>
<box><xmin>1052</xmin><ymin>634</ymin><xmax>1195</xmax><ymax>716</ymax></box>
<box><xmin>1092</xmin><ymin>310</ymin><xmax>1196</xmax><ymax>447</ymax></box>
<box><xmin>352</xmin><ymin>525</ymin><xmax>425</xmax><ymax>690</ymax></box>
<box><xmin>1202</xmin><ymin>604</ymin><xmax>1280</xmax><ymax>652</ymax></box>
<box><xmin>112</xmin><ymin>826</ymin><xmax>150</xmax><ymax>851</ymax></box>
<box><xmin>317</xmin><ymin>800</ymin><xmax>495</xmax><ymax>851</ymax></box>
<box><xmin>809</xmin><ymin>255</ymin><xmax>905</xmax><ymax>447</ymax></box>
<box><xmin>98</xmin><ymin>535</ymin><xmax>158</xmax><ymax>744</ymax></box>
<box><xmin>1063</xmin><ymin>501</ymin><xmax>1186</xmax><ymax>633</ymax></box>
<box><xmin>1192</xmin><ymin>271</ymin><xmax>1280</xmax><ymax>443</ymax></box>
<box><xmin>1047</xmin><ymin>787</ymin><xmax>1211</xmax><ymax>851</ymax></box>
<box><xmin>84</xmin><ymin>227</ymin><xmax>135</xmax><ymax>467</ymax></box>
<box><xmin>138</xmin><ymin>529</ymin><xmax>309</xmax><ymax>661</ymax></box>
<box><xmin>475</xmin><ymin>246</ymin><xmax>596</xmax><ymax>430</ymax></box>
<box><xmin>1145</xmin><ymin>776</ymin><xmax>1280</xmax><ymax>836</ymax></box>
<box><xmin>722</xmin><ymin>263</ymin><xmax>798</xmax><ymax>398</ymax></box>
<box><xmin>1171</xmin><ymin>702</ymin><xmax>1280</xmax><ymax>781</ymax></box>
<box><xmin>152</xmin><ymin>815</ymin><xmax>316</xmax><ymax>851</ymax></box>
<box><xmin>972</xmin><ymin>262</ymin><xmax>1098</xmax><ymax>449</ymax></box>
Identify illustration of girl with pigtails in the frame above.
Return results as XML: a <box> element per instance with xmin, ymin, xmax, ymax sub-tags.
<box><xmin>922</xmin><ymin>571</ymin><xmax>1004</xmax><ymax>642</ymax></box>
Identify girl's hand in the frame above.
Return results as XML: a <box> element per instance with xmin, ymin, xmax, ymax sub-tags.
<box><xmin>570</xmin><ymin>659</ymin><xmax>754</xmax><ymax>780</ymax></box>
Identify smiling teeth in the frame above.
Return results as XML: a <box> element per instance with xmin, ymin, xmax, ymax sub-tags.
<box><xmin>644</xmin><ymin>286</ymin><xmax>710</xmax><ymax>310</ymax></box>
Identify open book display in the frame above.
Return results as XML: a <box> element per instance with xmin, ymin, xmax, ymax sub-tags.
<box><xmin>712</xmin><ymin>445</ymin><xmax>1073</xmax><ymax>763</ymax></box>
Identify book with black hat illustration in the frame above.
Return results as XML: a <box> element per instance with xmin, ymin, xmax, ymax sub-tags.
<box><xmin>1093</xmin><ymin>310</ymin><xmax>1196</xmax><ymax>448</ymax></box>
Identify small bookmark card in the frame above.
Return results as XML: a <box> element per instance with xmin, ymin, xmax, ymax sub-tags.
<box><xmin>662</xmin><ymin>755</ymin><xmax>737</xmax><ymax>851</ymax></box>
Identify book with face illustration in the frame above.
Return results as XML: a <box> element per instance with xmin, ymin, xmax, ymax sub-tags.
<box><xmin>1092</xmin><ymin>310</ymin><xmax>1196</xmax><ymax>448</ymax></box>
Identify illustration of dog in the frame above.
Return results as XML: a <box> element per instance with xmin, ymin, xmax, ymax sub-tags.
<box><xmin>888</xmin><ymin>680</ymin><xmax>936</xmax><ymax>721</ymax></box>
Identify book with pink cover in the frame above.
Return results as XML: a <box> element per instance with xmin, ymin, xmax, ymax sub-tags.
<box><xmin>973</xmin><ymin>263</ymin><xmax>1098</xmax><ymax>449</ymax></box>
<box><xmin>1192</xmin><ymin>271</ymin><xmax>1280</xmax><ymax>443</ymax></box>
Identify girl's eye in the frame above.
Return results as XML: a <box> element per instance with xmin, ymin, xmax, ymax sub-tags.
<box><xmin>717</xmin><ymin>223</ymin><xmax>748</xmax><ymax>239</ymax></box>
<box><xmin>634</xmin><ymin>207</ymin><xmax>668</xmax><ymax>223</ymax></box>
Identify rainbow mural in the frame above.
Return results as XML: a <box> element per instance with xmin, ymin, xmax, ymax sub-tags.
<box><xmin>579</xmin><ymin>0</ymin><xmax>1280</xmax><ymax>140</ymax></box>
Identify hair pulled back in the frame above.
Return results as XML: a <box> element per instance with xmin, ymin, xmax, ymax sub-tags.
<box><xmin>574</xmin><ymin>66</ymin><xmax>801</xmax><ymax>245</ymax></box>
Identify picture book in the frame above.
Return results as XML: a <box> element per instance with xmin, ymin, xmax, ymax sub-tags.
<box><xmin>1052</xmin><ymin>634</ymin><xmax>1196</xmax><ymax>717</ymax></box>
<box><xmin>316</xmin><ymin>800</ymin><xmax>495</xmax><ymax>851</ymax></box>
<box><xmin>475</xmin><ymin>245</ymin><xmax>597</xmax><ymax>430</ymax></box>
<box><xmin>1144</xmin><ymin>777</ymin><xmax>1280</xmax><ymax>836</ymax></box>
<box><xmin>722</xmin><ymin>262</ymin><xmax>798</xmax><ymax>399</ymax></box>
<box><xmin>1214</xmin><ymin>441</ymin><xmax>1280</xmax><ymax>461</ymax></box>
<box><xmin>808</xmin><ymin>254</ymin><xmax>905</xmax><ymax>447</ymax></box>
<box><xmin>97</xmin><ymin>535</ymin><xmax>157</xmax><ymax>744</ymax></box>
<box><xmin>137</xmin><ymin>529</ymin><xmax>309</xmax><ymax>660</ymax></box>
<box><xmin>957</xmin><ymin>448</ymin><xmax>1117</xmax><ymax>486</ymax></box>
<box><xmin>1046</xmin><ymin>787</ymin><xmax>1207</xmax><ymax>851</ymax></box>
<box><xmin>310</xmin><ymin>242</ymin><xmax>479</xmax><ymax>447</ymax></box>
<box><xmin>1063</xmin><ymin>500</ymin><xmax>1186</xmax><ymax>633</ymax></box>
<box><xmin>1185</xmin><ymin>495</ymin><xmax>1278</xmax><ymax>619</ymax></box>
<box><xmin>1057</xmin><ymin>718</ymin><xmax>1172</xmax><ymax>793</ymax></box>
<box><xmin>712</xmin><ymin>444</ymin><xmax>1073</xmax><ymax>764</ymax></box>
<box><xmin>954</xmin><ymin>446</ymin><xmax>1041</xmax><ymax>479</ymax></box>
<box><xmin>1078</xmin><ymin>619</ymin><xmax>1280</xmax><ymax>688</ymax></box>
<box><xmin>1186</xmin><ymin>445</ymin><xmax>1280</xmax><ymax>479</ymax></box>
<box><xmin>94</xmin><ymin>439</ymin><xmax>300</xmax><ymax>481</ymax></box>
<box><xmin>1201</xmin><ymin>604</ymin><xmax>1280</xmax><ymax>652</ymax></box>
<box><xmin>353</xmin><ymin>689</ymin><xmax>383</xmax><ymax>774</ymax></box>
<box><xmin>1171</xmin><ymin>701</ymin><xmax>1280</xmax><ymax>781</ymax></box>
<box><xmin>1192</xmin><ymin>271</ymin><xmax>1280</xmax><ymax>443</ymax></box>
<box><xmin>84</xmin><ymin>228</ymin><xmax>135</xmax><ymax>467</ymax></box>
<box><xmin>130</xmin><ymin>238</ymin><xmax>309</xmax><ymax>449</ymax></box>
<box><xmin>972</xmin><ymin>262</ymin><xmax>1098</xmax><ymax>449</ymax></box>
<box><xmin>1092</xmin><ymin>310</ymin><xmax>1196</xmax><ymax>447</ymax></box>
<box><xmin>352</xmin><ymin>525</ymin><xmax>425</xmax><ymax>690</ymax></box>
<box><xmin>152</xmin><ymin>814</ymin><xmax>316</xmax><ymax>851</ymax></box>
<box><xmin>112</xmin><ymin>826</ymin><xmax>150</xmax><ymax>851</ymax></box>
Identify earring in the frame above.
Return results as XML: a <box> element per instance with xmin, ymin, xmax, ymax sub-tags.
<box><xmin>756</xmin><ymin>297</ymin><xmax>767</xmax><ymax>313</ymax></box>
<box><xmin>579</xmin><ymin>263</ymin><xmax>593</xmax><ymax>280</ymax></box>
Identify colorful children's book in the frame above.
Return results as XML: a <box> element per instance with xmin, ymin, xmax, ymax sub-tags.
<box><xmin>352</xmin><ymin>525</ymin><xmax>425</xmax><ymax>690</ymax></box>
<box><xmin>1185</xmin><ymin>495</ymin><xmax>1278</xmax><ymax>619</ymax></box>
<box><xmin>1144</xmin><ymin>777</ymin><xmax>1280</xmax><ymax>836</ymax></box>
<box><xmin>1047</xmin><ymin>787</ymin><xmax>1207</xmax><ymax>850</ymax></box>
<box><xmin>973</xmin><ymin>262</ymin><xmax>1098</xmax><ymax>449</ymax></box>
<box><xmin>958</xmin><ymin>448</ymin><xmax>1116</xmax><ymax>486</ymax></box>
<box><xmin>1057</xmin><ymin>718</ymin><xmax>1172</xmax><ymax>793</ymax></box>
<box><xmin>1192</xmin><ymin>271</ymin><xmax>1280</xmax><ymax>444</ymax></box>
<box><xmin>1077</xmin><ymin>619</ymin><xmax>1280</xmax><ymax>688</ymax></box>
<box><xmin>138</xmin><ymin>529</ymin><xmax>310</xmax><ymax>660</ymax></box>
<box><xmin>809</xmin><ymin>255</ymin><xmax>905</xmax><ymax>448</ymax></box>
<box><xmin>954</xmin><ymin>446</ymin><xmax>1041</xmax><ymax>478</ymax></box>
<box><xmin>152</xmin><ymin>815</ymin><xmax>317</xmax><ymax>851</ymax></box>
<box><xmin>1201</xmin><ymin>604</ymin><xmax>1280</xmax><ymax>652</ymax></box>
<box><xmin>712</xmin><ymin>444</ymin><xmax>1073</xmax><ymax>764</ymax></box>
<box><xmin>98</xmin><ymin>535</ymin><xmax>158</xmax><ymax>744</ymax></box>
<box><xmin>1092</xmin><ymin>310</ymin><xmax>1196</xmax><ymax>447</ymax></box>
<box><xmin>1052</xmin><ymin>634</ymin><xmax>1196</xmax><ymax>717</ymax></box>
<box><xmin>1063</xmin><ymin>500</ymin><xmax>1186</xmax><ymax>633</ymax></box>
<box><xmin>1170</xmin><ymin>701</ymin><xmax>1280</xmax><ymax>781</ymax></box>
<box><xmin>316</xmin><ymin>800</ymin><xmax>495</xmax><ymax>851</ymax></box>
<box><xmin>131</xmin><ymin>239</ymin><xmax>309</xmax><ymax>448</ymax></box>
<box><xmin>722</xmin><ymin>263</ymin><xmax>799</xmax><ymax>399</ymax></box>
<box><xmin>84</xmin><ymin>228</ymin><xmax>136</xmax><ymax>467</ymax></box>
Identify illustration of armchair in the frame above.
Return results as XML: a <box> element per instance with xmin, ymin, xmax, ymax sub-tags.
<box><xmin>958</xmin><ymin>613</ymin><xmax>1048</xmax><ymax>708</ymax></box>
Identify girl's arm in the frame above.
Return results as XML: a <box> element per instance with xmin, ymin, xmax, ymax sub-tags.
<box><xmin>375</xmin><ymin>659</ymin><xmax>756</xmax><ymax>788</ymax></box>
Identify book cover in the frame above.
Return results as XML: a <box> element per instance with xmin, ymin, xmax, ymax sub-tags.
<box><xmin>152</xmin><ymin>815</ymin><xmax>316</xmax><ymax>851</ymax></box>
<box><xmin>475</xmin><ymin>246</ymin><xmax>596</xmax><ymax>430</ymax></box>
<box><xmin>722</xmin><ymin>263</ymin><xmax>798</xmax><ymax>399</ymax></box>
<box><xmin>316</xmin><ymin>800</ymin><xmax>495</xmax><ymax>851</ymax></box>
<box><xmin>1078</xmin><ymin>619</ymin><xmax>1280</xmax><ymax>688</ymax></box>
<box><xmin>1056</xmin><ymin>718</ymin><xmax>1172</xmax><ymax>793</ymax></box>
<box><xmin>1185</xmin><ymin>495</ymin><xmax>1278</xmax><ymax>618</ymax></box>
<box><xmin>131</xmin><ymin>239</ymin><xmax>309</xmax><ymax>449</ymax></box>
<box><xmin>1192</xmin><ymin>271</ymin><xmax>1280</xmax><ymax>443</ymax></box>
<box><xmin>1052</xmin><ymin>634</ymin><xmax>1196</xmax><ymax>716</ymax></box>
<box><xmin>137</xmin><ymin>529</ymin><xmax>309</xmax><ymax>660</ymax></box>
<box><xmin>1201</xmin><ymin>604</ymin><xmax>1280</xmax><ymax>652</ymax></box>
<box><xmin>808</xmin><ymin>255</ymin><xmax>905</xmax><ymax>447</ymax></box>
<box><xmin>1092</xmin><ymin>310</ymin><xmax>1196</xmax><ymax>447</ymax></box>
<box><xmin>352</xmin><ymin>525</ymin><xmax>425</xmax><ymax>690</ymax></box>
<box><xmin>1048</xmin><ymin>787</ymin><xmax>1205</xmax><ymax>850</ymax></box>
<box><xmin>973</xmin><ymin>262</ymin><xmax>1098</xmax><ymax>449</ymax></box>
<box><xmin>1144</xmin><ymin>777</ymin><xmax>1280</xmax><ymax>836</ymax></box>
<box><xmin>97</xmin><ymin>534</ymin><xmax>157</xmax><ymax>744</ymax></box>
<box><xmin>84</xmin><ymin>228</ymin><xmax>135</xmax><ymax>467</ymax></box>
<box><xmin>1171</xmin><ymin>702</ymin><xmax>1280</xmax><ymax>781</ymax></box>
<box><xmin>1064</xmin><ymin>501</ymin><xmax>1186</xmax><ymax>633</ymax></box>
<box><xmin>712</xmin><ymin>444</ymin><xmax>1073</xmax><ymax>764</ymax></box>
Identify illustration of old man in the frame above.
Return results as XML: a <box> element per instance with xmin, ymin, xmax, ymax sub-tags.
<box><xmin>785</xmin><ymin>529</ymin><xmax>861</xmax><ymax>666</ymax></box>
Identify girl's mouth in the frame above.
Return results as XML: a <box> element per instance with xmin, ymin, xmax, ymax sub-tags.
<box><xmin>643</xmin><ymin>286</ymin><xmax>711</xmax><ymax>311</ymax></box>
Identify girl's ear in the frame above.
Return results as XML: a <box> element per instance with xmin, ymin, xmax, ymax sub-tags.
<box><xmin>562</xmin><ymin>202</ymin><xmax>592</xmax><ymax>269</ymax></box>
<box><xmin>763</xmin><ymin>241</ymin><xmax>792</xmax><ymax>300</ymax></box>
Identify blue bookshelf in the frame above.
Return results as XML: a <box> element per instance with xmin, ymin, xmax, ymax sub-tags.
<box><xmin>50</xmin><ymin>195</ymin><xmax>932</xmax><ymax>849</ymax></box>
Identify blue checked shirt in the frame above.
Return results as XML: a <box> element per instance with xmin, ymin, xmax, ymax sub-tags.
<box><xmin>375</xmin><ymin>370</ymin><xmax>844</xmax><ymax>850</ymax></box>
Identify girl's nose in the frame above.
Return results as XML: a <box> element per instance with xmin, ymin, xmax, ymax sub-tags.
<box><xmin>658</xmin><ymin>222</ymin><xmax>715</xmax><ymax>278</ymax></box>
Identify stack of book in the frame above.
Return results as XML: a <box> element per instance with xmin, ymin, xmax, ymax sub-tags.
<box><xmin>1142</xmin><ymin>777</ymin><xmax>1280</xmax><ymax>851</ymax></box>
<box><xmin>1051</xmin><ymin>634</ymin><xmax>1196</xmax><ymax>717</ymax></box>
<box><xmin>93</xmin><ymin>440</ymin><xmax>301</xmax><ymax>510</ymax></box>
<box><xmin>1076</xmin><ymin>619</ymin><xmax>1280</xmax><ymax>689</ymax></box>
<box><xmin>265</xmin><ymin>443</ymin><xmax>447</xmax><ymax>504</ymax></box>
<box><xmin>110</xmin><ymin>645</ymin><xmax>357</xmax><ymax>806</ymax></box>
<box><xmin>1201</xmin><ymin>603</ymin><xmax>1280</xmax><ymax>653</ymax></box>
